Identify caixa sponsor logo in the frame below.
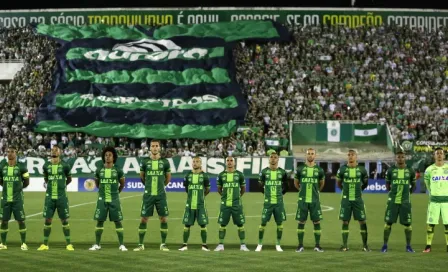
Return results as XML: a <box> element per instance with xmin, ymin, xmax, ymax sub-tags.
<box><xmin>431</xmin><ymin>176</ymin><xmax>448</xmax><ymax>182</ymax></box>
<box><xmin>364</xmin><ymin>182</ymin><xmax>387</xmax><ymax>192</ymax></box>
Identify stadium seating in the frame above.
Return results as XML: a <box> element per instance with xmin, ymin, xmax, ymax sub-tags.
<box><xmin>0</xmin><ymin>24</ymin><xmax>447</xmax><ymax>157</ymax></box>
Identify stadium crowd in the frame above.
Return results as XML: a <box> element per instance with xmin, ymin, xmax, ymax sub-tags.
<box><xmin>0</xmin><ymin>23</ymin><xmax>448</xmax><ymax>158</ymax></box>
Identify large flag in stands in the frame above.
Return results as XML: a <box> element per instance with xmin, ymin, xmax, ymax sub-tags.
<box><xmin>32</xmin><ymin>21</ymin><xmax>290</xmax><ymax>139</ymax></box>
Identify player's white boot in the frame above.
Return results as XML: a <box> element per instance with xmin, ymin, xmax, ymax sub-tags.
<box><xmin>21</xmin><ymin>243</ymin><xmax>28</xmax><ymax>251</ymax></box>
<box><xmin>214</xmin><ymin>244</ymin><xmax>224</xmax><ymax>251</ymax></box>
<box><xmin>89</xmin><ymin>244</ymin><xmax>101</xmax><ymax>251</ymax></box>
<box><xmin>255</xmin><ymin>244</ymin><xmax>263</xmax><ymax>252</ymax></box>
<box><xmin>240</xmin><ymin>244</ymin><xmax>250</xmax><ymax>251</ymax></box>
<box><xmin>119</xmin><ymin>245</ymin><xmax>128</xmax><ymax>251</ymax></box>
<box><xmin>275</xmin><ymin>245</ymin><xmax>283</xmax><ymax>252</ymax></box>
<box><xmin>179</xmin><ymin>244</ymin><xmax>188</xmax><ymax>251</ymax></box>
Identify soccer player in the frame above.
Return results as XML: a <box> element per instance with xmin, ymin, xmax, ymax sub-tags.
<box><xmin>294</xmin><ymin>148</ymin><xmax>325</xmax><ymax>252</ymax></box>
<box><xmin>214</xmin><ymin>156</ymin><xmax>249</xmax><ymax>252</ymax></box>
<box><xmin>423</xmin><ymin>147</ymin><xmax>448</xmax><ymax>253</ymax></box>
<box><xmin>89</xmin><ymin>147</ymin><xmax>127</xmax><ymax>251</ymax></box>
<box><xmin>134</xmin><ymin>139</ymin><xmax>171</xmax><ymax>251</ymax></box>
<box><xmin>336</xmin><ymin>149</ymin><xmax>370</xmax><ymax>252</ymax></box>
<box><xmin>38</xmin><ymin>146</ymin><xmax>74</xmax><ymax>251</ymax></box>
<box><xmin>381</xmin><ymin>151</ymin><xmax>416</xmax><ymax>253</ymax></box>
<box><xmin>255</xmin><ymin>151</ymin><xmax>289</xmax><ymax>252</ymax></box>
<box><xmin>179</xmin><ymin>156</ymin><xmax>211</xmax><ymax>251</ymax></box>
<box><xmin>0</xmin><ymin>146</ymin><xmax>29</xmax><ymax>250</ymax></box>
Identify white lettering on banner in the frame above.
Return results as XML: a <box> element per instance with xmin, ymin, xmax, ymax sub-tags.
<box><xmin>166</xmin><ymin>181</ymin><xmax>184</xmax><ymax>189</ymax></box>
<box><xmin>0</xmin><ymin>178</ymin><xmax>78</xmax><ymax>192</ymax></box>
<box><xmin>186</xmin><ymin>14</ymin><xmax>219</xmax><ymax>24</ymax></box>
<box><xmin>230</xmin><ymin>14</ymin><xmax>280</xmax><ymax>21</ymax></box>
<box><xmin>0</xmin><ymin>17</ymin><xmax>27</xmax><ymax>28</ymax></box>
<box><xmin>365</xmin><ymin>182</ymin><xmax>387</xmax><ymax>191</ymax></box>
<box><xmin>415</xmin><ymin>141</ymin><xmax>448</xmax><ymax>146</ymax></box>
<box><xmin>123</xmin><ymin>157</ymin><xmax>139</xmax><ymax>174</ymax></box>
<box><xmin>50</xmin><ymin>15</ymin><xmax>85</xmax><ymax>26</ymax></box>
<box><xmin>126</xmin><ymin>181</ymin><xmax>145</xmax><ymax>189</ymax></box>
<box><xmin>83</xmin><ymin>48</ymin><xmax>210</xmax><ymax>61</ymax></box>
<box><xmin>387</xmin><ymin>16</ymin><xmax>448</xmax><ymax>32</ymax></box>
<box><xmin>0</xmin><ymin>157</ymin><xmax>290</xmax><ymax>176</ymax></box>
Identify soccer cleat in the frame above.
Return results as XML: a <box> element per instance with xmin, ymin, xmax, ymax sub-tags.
<box><xmin>133</xmin><ymin>245</ymin><xmax>145</xmax><ymax>251</ymax></box>
<box><xmin>240</xmin><ymin>244</ymin><xmax>250</xmax><ymax>251</ymax></box>
<box><xmin>423</xmin><ymin>245</ymin><xmax>431</xmax><ymax>253</ymax></box>
<box><xmin>119</xmin><ymin>245</ymin><xmax>128</xmax><ymax>251</ymax></box>
<box><xmin>202</xmin><ymin>245</ymin><xmax>210</xmax><ymax>251</ymax></box>
<box><xmin>275</xmin><ymin>245</ymin><xmax>283</xmax><ymax>252</ymax></box>
<box><xmin>160</xmin><ymin>244</ymin><xmax>169</xmax><ymax>251</ymax></box>
<box><xmin>214</xmin><ymin>244</ymin><xmax>224</xmax><ymax>251</ymax></box>
<box><xmin>381</xmin><ymin>244</ymin><xmax>388</xmax><ymax>253</ymax></box>
<box><xmin>362</xmin><ymin>246</ymin><xmax>371</xmax><ymax>252</ymax></box>
<box><xmin>296</xmin><ymin>245</ymin><xmax>304</xmax><ymax>252</ymax></box>
<box><xmin>339</xmin><ymin>246</ymin><xmax>349</xmax><ymax>251</ymax></box>
<box><xmin>406</xmin><ymin>246</ymin><xmax>415</xmax><ymax>253</ymax></box>
<box><xmin>255</xmin><ymin>244</ymin><xmax>263</xmax><ymax>252</ymax></box>
<box><xmin>66</xmin><ymin>244</ymin><xmax>74</xmax><ymax>251</ymax></box>
<box><xmin>21</xmin><ymin>243</ymin><xmax>28</xmax><ymax>251</ymax></box>
<box><xmin>179</xmin><ymin>244</ymin><xmax>188</xmax><ymax>251</ymax></box>
<box><xmin>37</xmin><ymin>244</ymin><xmax>49</xmax><ymax>251</ymax></box>
<box><xmin>88</xmin><ymin>244</ymin><xmax>101</xmax><ymax>251</ymax></box>
<box><xmin>0</xmin><ymin>243</ymin><xmax>7</xmax><ymax>250</ymax></box>
<box><xmin>314</xmin><ymin>246</ymin><xmax>324</xmax><ymax>252</ymax></box>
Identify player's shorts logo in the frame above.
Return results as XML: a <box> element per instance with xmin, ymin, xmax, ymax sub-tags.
<box><xmin>84</xmin><ymin>179</ymin><xmax>96</xmax><ymax>191</ymax></box>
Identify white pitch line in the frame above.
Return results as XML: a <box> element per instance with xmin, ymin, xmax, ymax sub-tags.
<box><xmin>8</xmin><ymin>194</ymin><xmax>141</xmax><ymax>222</ymax></box>
<box><xmin>23</xmin><ymin>205</ymin><xmax>335</xmax><ymax>221</ymax></box>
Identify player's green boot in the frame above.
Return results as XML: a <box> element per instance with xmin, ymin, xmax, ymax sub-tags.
<box><xmin>66</xmin><ymin>244</ymin><xmax>74</xmax><ymax>251</ymax></box>
<box><xmin>0</xmin><ymin>243</ymin><xmax>7</xmax><ymax>250</ymax></box>
<box><xmin>160</xmin><ymin>244</ymin><xmax>169</xmax><ymax>251</ymax></box>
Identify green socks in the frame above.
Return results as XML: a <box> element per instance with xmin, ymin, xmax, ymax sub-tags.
<box><xmin>258</xmin><ymin>225</ymin><xmax>265</xmax><ymax>245</ymax></box>
<box><xmin>62</xmin><ymin>222</ymin><xmax>71</xmax><ymax>245</ymax></box>
<box><xmin>160</xmin><ymin>222</ymin><xmax>168</xmax><ymax>244</ymax></box>
<box><xmin>276</xmin><ymin>224</ymin><xmax>283</xmax><ymax>245</ymax></box>
<box><xmin>238</xmin><ymin>226</ymin><xmax>245</xmax><ymax>244</ymax></box>
<box><xmin>115</xmin><ymin>221</ymin><xmax>124</xmax><ymax>246</ymax></box>
<box><xmin>218</xmin><ymin>226</ymin><xmax>226</xmax><ymax>244</ymax></box>
<box><xmin>342</xmin><ymin>224</ymin><xmax>349</xmax><ymax>247</ymax></box>
<box><xmin>183</xmin><ymin>227</ymin><xmax>190</xmax><ymax>244</ymax></box>
<box><xmin>95</xmin><ymin>221</ymin><xmax>104</xmax><ymax>245</ymax></box>
<box><xmin>383</xmin><ymin>224</ymin><xmax>391</xmax><ymax>245</ymax></box>
<box><xmin>0</xmin><ymin>222</ymin><xmax>8</xmax><ymax>245</ymax></box>
<box><xmin>313</xmin><ymin>223</ymin><xmax>321</xmax><ymax>246</ymax></box>
<box><xmin>426</xmin><ymin>225</ymin><xmax>435</xmax><ymax>246</ymax></box>
<box><xmin>18</xmin><ymin>222</ymin><xmax>26</xmax><ymax>244</ymax></box>
<box><xmin>138</xmin><ymin>222</ymin><xmax>147</xmax><ymax>245</ymax></box>
<box><xmin>43</xmin><ymin>222</ymin><xmax>52</xmax><ymax>245</ymax></box>
<box><xmin>360</xmin><ymin>224</ymin><xmax>368</xmax><ymax>246</ymax></box>
<box><xmin>200</xmin><ymin>226</ymin><xmax>207</xmax><ymax>244</ymax></box>
<box><xmin>404</xmin><ymin>225</ymin><xmax>412</xmax><ymax>246</ymax></box>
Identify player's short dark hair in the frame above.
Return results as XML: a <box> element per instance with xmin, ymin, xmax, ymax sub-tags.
<box><xmin>269</xmin><ymin>151</ymin><xmax>279</xmax><ymax>157</ymax></box>
<box><xmin>348</xmin><ymin>149</ymin><xmax>357</xmax><ymax>154</ymax></box>
<box><xmin>102</xmin><ymin>146</ymin><xmax>118</xmax><ymax>163</ymax></box>
<box><xmin>395</xmin><ymin>150</ymin><xmax>405</xmax><ymax>155</ymax></box>
<box><xmin>306</xmin><ymin>148</ymin><xmax>316</xmax><ymax>153</ymax></box>
<box><xmin>150</xmin><ymin>139</ymin><xmax>161</xmax><ymax>145</ymax></box>
<box><xmin>434</xmin><ymin>147</ymin><xmax>444</xmax><ymax>153</ymax></box>
<box><xmin>226</xmin><ymin>156</ymin><xmax>235</xmax><ymax>162</ymax></box>
<box><xmin>192</xmin><ymin>156</ymin><xmax>201</xmax><ymax>160</ymax></box>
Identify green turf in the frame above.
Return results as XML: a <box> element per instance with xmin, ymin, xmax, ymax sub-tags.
<box><xmin>0</xmin><ymin>192</ymin><xmax>447</xmax><ymax>271</ymax></box>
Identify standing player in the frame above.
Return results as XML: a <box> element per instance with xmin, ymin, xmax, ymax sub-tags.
<box><xmin>381</xmin><ymin>151</ymin><xmax>416</xmax><ymax>253</ymax></box>
<box><xmin>179</xmin><ymin>156</ymin><xmax>211</xmax><ymax>251</ymax></box>
<box><xmin>214</xmin><ymin>157</ymin><xmax>249</xmax><ymax>252</ymax></box>
<box><xmin>89</xmin><ymin>147</ymin><xmax>127</xmax><ymax>251</ymax></box>
<box><xmin>423</xmin><ymin>147</ymin><xmax>448</xmax><ymax>253</ymax></box>
<box><xmin>38</xmin><ymin>146</ymin><xmax>74</xmax><ymax>251</ymax></box>
<box><xmin>294</xmin><ymin>148</ymin><xmax>325</xmax><ymax>252</ymax></box>
<box><xmin>336</xmin><ymin>149</ymin><xmax>370</xmax><ymax>252</ymax></box>
<box><xmin>0</xmin><ymin>146</ymin><xmax>29</xmax><ymax>250</ymax></box>
<box><xmin>255</xmin><ymin>151</ymin><xmax>289</xmax><ymax>252</ymax></box>
<box><xmin>134</xmin><ymin>139</ymin><xmax>171</xmax><ymax>251</ymax></box>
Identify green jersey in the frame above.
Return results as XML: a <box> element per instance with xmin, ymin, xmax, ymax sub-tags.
<box><xmin>183</xmin><ymin>171</ymin><xmax>211</xmax><ymax>209</ymax></box>
<box><xmin>259</xmin><ymin>167</ymin><xmax>289</xmax><ymax>204</ymax></box>
<box><xmin>0</xmin><ymin>160</ymin><xmax>29</xmax><ymax>202</ymax></box>
<box><xmin>424</xmin><ymin>163</ymin><xmax>448</xmax><ymax>203</ymax></box>
<box><xmin>95</xmin><ymin>165</ymin><xmax>124</xmax><ymax>202</ymax></box>
<box><xmin>385</xmin><ymin>165</ymin><xmax>416</xmax><ymax>204</ymax></box>
<box><xmin>294</xmin><ymin>164</ymin><xmax>325</xmax><ymax>203</ymax></box>
<box><xmin>336</xmin><ymin>165</ymin><xmax>368</xmax><ymax>201</ymax></box>
<box><xmin>217</xmin><ymin>170</ymin><xmax>245</xmax><ymax>207</ymax></box>
<box><xmin>140</xmin><ymin>158</ymin><xmax>171</xmax><ymax>196</ymax></box>
<box><xmin>43</xmin><ymin>160</ymin><xmax>72</xmax><ymax>199</ymax></box>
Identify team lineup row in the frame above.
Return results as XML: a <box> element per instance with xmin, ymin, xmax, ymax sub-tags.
<box><xmin>0</xmin><ymin>142</ymin><xmax>448</xmax><ymax>253</ymax></box>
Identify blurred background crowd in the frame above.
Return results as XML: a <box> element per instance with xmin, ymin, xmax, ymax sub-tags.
<box><xmin>0</xmin><ymin>23</ymin><xmax>447</xmax><ymax>158</ymax></box>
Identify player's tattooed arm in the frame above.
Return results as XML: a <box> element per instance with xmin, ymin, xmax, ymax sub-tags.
<box><xmin>361</xmin><ymin>168</ymin><xmax>368</xmax><ymax>190</ymax></box>
<box><xmin>240</xmin><ymin>186</ymin><xmax>246</xmax><ymax>197</ymax></box>
<box><xmin>140</xmin><ymin>171</ymin><xmax>145</xmax><ymax>184</ymax></box>
<box><xmin>281</xmin><ymin>171</ymin><xmax>288</xmax><ymax>195</ymax></box>
<box><xmin>64</xmin><ymin>163</ymin><xmax>72</xmax><ymax>185</ymax></box>
<box><xmin>165</xmin><ymin>172</ymin><xmax>171</xmax><ymax>186</ymax></box>
<box><xmin>204</xmin><ymin>174</ymin><xmax>211</xmax><ymax>196</ymax></box>
<box><xmin>118</xmin><ymin>177</ymin><xmax>125</xmax><ymax>193</ymax></box>
<box><xmin>94</xmin><ymin>169</ymin><xmax>100</xmax><ymax>188</ymax></box>
<box><xmin>385</xmin><ymin>168</ymin><xmax>391</xmax><ymax>191</ymax></box>
<box><xmin>183</xmin><ymin>174</ymin><xmax>189</xmax><ymax>193</ymax></box>
<box><xmin>410</xmin><ymin>169</ymin><xmax>417</xmax><ymax>193</ymax></box>
<box><xmin>258</xmin><ymin>170</ymin><xmax>265</xmax><ymax>194</ymax></box>
<box><xmin>336</xmin><ymin>168</ymin><xmax>343</xmax><ymax>189</ymax></box>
